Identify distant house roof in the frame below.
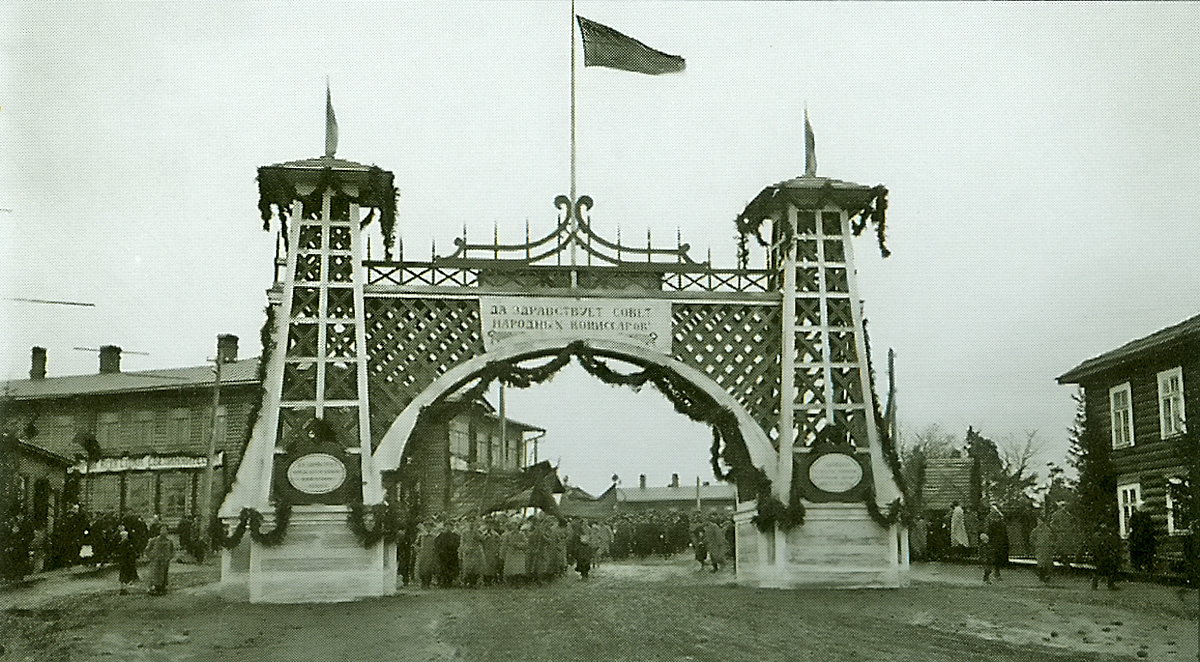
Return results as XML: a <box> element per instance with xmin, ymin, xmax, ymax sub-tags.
<box><xmin>616</xmin><ymin>483</ymin><xmax>736</xmax><ymax>504</ymax></box>
<box><xmin>1</xmin><ymin>357</ymin><xmax>260</xmax><ymax>401</ymax></box>
<box><xmin>1057</xmin><ymin>312</ymin><xmax>1200</xmax><ymax>384</ymax></box>
<box><xmin>441</xmin><ymin>395</ymin><xmax>545</xmax><ymax>434</ymax></box>
<box><xmin>17</xmin><ymin>439</ymin><xmax>73</xmax><ymax>466</ymax></box>
<box><xmin>921</xmin><ymin>458</ymin><xmax>978</xmax><ymax>511</ymax></box>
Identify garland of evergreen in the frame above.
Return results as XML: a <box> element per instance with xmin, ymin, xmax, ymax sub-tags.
<box><xmin>411</xmin><ymin>341</ymin><xmax>806</xmax><ymax>532</ymax></box>
<box><xmin>346</xmin><ymin>502</ymin><xmax>402</xmax><ymax>547</ymax></box>
<box><xmin>247</xmin><ymin>502</ymin><xmax>292</xmax><ymax>547</ymax></box>
<box><xmin>734</xmin><ymin>184</ymin><xmax>889</xmax><ymax>258</ymax></box>
<box><xmin>257</xmin><ymin>165</ymin><xmax>399</xmax><ymax>259</ymax></box>
<box><xmin>211</xmin><ymin>509</ymin><xmax>251</xmax><ymax>550</ymax></box>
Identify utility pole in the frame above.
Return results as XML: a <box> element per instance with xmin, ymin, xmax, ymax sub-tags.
<box><xmin>199</xmin><ymin>348</ymin><xmax>223</xmax><ymax>560</ymax></box>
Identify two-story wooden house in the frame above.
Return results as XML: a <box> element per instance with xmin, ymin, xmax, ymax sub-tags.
<box><xmin>1057</xmin><ymin>313</ymin><xmax>1197</xmax><ymax>559</ymax></box>
<box><xmin>1</xmin><ymin>337</ymin><xmax>259</xmax><ymax>529</ymax></box>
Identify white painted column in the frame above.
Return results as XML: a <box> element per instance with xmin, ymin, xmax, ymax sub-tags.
<box><xmin>349</xmin><ymin>202</ymin><xmax>378</xmax><ymax>503</ymax></box>
<box><xmin>777</xmin><ymin>205</ymin><xmax>798</xmax><ymax>563</ymax></box>
<box><xmin>250</xmin><ymin>198</ymin><xmax>305</xmax><ymax>511</ymax></box>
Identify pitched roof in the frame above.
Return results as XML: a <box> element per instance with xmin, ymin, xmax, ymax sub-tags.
<box><xmin>920</xmin><ymin>457</ymin><xmax>977</xmax><ymax>511</ymax></box>
<box><xmin>1</xmin><ymin>357</ymin><xmax>260</xmax><ymax>401</ymax></box>
<box><xmin>17</xmin><ymin>439</ymin><xmax>74</xmax><ymax>466</ymax></box>
<box><xmin>1057</xmin><ymin>312</ymin><xmax>1200</xmax><ymax>384</ymax></box>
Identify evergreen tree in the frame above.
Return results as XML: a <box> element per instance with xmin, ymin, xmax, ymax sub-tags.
<box><xmin>1068</xmin><ymin>388</ymin><xmax>1118</xmax><ymax>534</ymax></box>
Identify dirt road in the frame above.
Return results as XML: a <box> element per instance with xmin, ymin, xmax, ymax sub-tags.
<box><xmin>2</xmin><ymin>557</ymin><xmax>1195</xmax><ymax>661</ymax></box>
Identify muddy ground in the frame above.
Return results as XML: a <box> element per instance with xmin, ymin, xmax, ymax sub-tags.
<box><xmin>2</xmin><ymin>556</ymin><xmax>1196</xmax><ymax>661</ymax></box>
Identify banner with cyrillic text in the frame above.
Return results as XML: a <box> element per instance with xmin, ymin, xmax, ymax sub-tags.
<box><xmin>479</xmin><ymin>296</ymin><xmax>672</xmax><ymax>354</ymax></box>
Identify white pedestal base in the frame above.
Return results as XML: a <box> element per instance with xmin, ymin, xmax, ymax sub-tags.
<box><xmin>735</xmin><ymin>502</ymin><xmax>906</xmax><ymax>589</ymax></box>
<box><xmin>220</xmin><ymin>505</ymin><xmax>396</xmax><ymax>603</ymax></box>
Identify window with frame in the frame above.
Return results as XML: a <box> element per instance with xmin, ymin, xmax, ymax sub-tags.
<box><xmin>1158</xmin><ymin>366</ymin><xmax>1186</xmax><ymax>438</ymax></box>
<box><xmin>133</xmin><ymin>411</ymin><xmax>154</xmax><ymax>446</ymax></box>
<box><xmin>449</xmin><ymin>419</ymin><xmax>470</xmax><ymax>462</ymax></box>
<box><xmin>1166</xmin><ymin>476</ymin><xmax>1192</xmax><ymax>536</ymax></box>
<box><xmin>1117</xmin><ymin>482</ymin><xmax>1141</xmax><ymax>538</ymax></box>
<box><xmin>96</xmin><ymin>412</ymin><xmax>120</xmax><ymax>448</ymax></box>
<box><xmin>1110</xmin><ymin>383</ymin><xmax>1134</xmax><ymax>448</ymax></box>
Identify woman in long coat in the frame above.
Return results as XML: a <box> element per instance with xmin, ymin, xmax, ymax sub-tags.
<box><xmin>145</xmin><ymin>524</ymin><xmax>174</xmax><ymax>595</ymax></box>
<box><xmin>458</xmin><ymin>520</ymin><xmax>486</xmax><ymax>587</ymax></box>
<box><xmin>1031</xmin><ymin>515</ymin><xmax>1055</xmax><ymax>582</ymax></box>
<box><xmin>703</xmin><ymin>520</ymin><xmax>727</xmax><ymax>572</ymax></box>
<box><xmin>501</xmin><ymin>521</ymin><xmax>529</xmax><ymax>585</ymax></box>
<box><xmin>114</xmin><ymin>524</ymin><xmax>138</xmax><ymax>594</ymax></box>
<box><xmin>480</xmin><ymin>519</ymin><xmax>502</xmax><ymax>585</ymax></box>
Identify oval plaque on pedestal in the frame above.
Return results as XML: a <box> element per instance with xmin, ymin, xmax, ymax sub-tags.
<box><xmin>287</xmin><ymin>453</ymin><xmax>347</xmax><ymax>495</ymax></box>
<box><xmin>807</xmin><ymin>452</ymin><xmax>864</xmax><ymax>494</ymax></box>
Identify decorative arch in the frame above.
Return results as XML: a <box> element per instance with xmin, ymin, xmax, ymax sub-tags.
<box><xmin>370</xmin><ymin>337</ymin><xmax>778</xmax><ymax>497</ymax></box>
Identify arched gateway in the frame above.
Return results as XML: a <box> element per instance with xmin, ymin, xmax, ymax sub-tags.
<box><xmin>219</xmin><ymin>146</ymin><xmax>907</xmax><ymax>603</ymax></box>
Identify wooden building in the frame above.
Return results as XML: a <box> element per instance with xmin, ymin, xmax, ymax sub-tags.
<box><xmin>0</xmin><ymin>432</ymin><xmax>73</xmax><ymax>532</ymax></box>
<box><xmin>0</xmin><ymin>337</ymin><xmax>258</xmax><ymax>529</ymax></box>
<box><xmin>606</xmin><ymin>474</ymin><xmax>735</xmax><ymax>514</ymax></box>
<box><xmin>1058</xmin><ymin>313</ymin><xmax>1198</xmax><ymax>559</ymax></box>
<box><xmin>397</xmin><ymin>398</ymin><xmax>548</xmax><ymax>518</ymax></box>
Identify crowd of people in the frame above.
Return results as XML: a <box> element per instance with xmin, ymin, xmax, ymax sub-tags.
<box><xmin>2</xmin><ymin>503</ymin><xmax>175</xmax><ymax>595</ymax></box>
<box><xmin>395</xmin><ymin>510</ymin><xmax>734</xmax><ymax>588</ymax></box>
<box><xmin>906</xmin><ymin>500</ymin><xmax>1128</xmax><ymax>589</ymax></box>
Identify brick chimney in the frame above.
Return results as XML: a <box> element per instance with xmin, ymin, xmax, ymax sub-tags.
<box><xmin>639</xmin><ymin>474</ymin><xmax>647</xmax><ymax>489</ymax></box>
<box><xmin>30</xmin><ymin>347</ymin><xmax>47</xmax><ymax>379</ymax></box>
<box><xmin>99</xmin><ymin>345</ymin><xmax>121</xmax><ymax>374</ymax></box>
<box><xmin>217</xmin><ymin>334</ymin><xmax>239</xmax><ymax>364</ymax></box>
<box><xmin>670</xmin><ymin>473</ymin><xmax>679</xmax><ymax>488</ymax></box>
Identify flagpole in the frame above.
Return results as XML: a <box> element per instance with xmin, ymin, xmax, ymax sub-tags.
<box><xmin>569</xmin><ymin>0</ymin><xmax>579</xmax><ymax>286</ymax></box>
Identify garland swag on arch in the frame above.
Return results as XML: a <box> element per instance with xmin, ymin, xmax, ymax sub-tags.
<box><xmin>412</xmin><ymin>341</ymin><xmax>805</xmax><ymax>533</ymax></box>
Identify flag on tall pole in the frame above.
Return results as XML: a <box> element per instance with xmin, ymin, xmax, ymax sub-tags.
<box><xmin>576</xmin><ymin>15</ymin><xmax>685</xmax><ymax>75</ymax></box>
<box><xmin>804</xmin><ymin>108</ymin><xmax>817</xmax><ymax>177</ymax></box>
<box><xmin>325</xmin><ymin>82</ymin><xmax>338</xmax><ymax>157</ymax></box>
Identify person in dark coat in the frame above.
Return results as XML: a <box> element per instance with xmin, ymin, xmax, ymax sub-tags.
<box><xmin>982</xmin><ymin>503</ymin><xmax>1008</xmax><ymax>583</ymax></box>
<box><xmin>433</xmin><ymin>520</ymin><xmax>460</xmax><ymax>587</ymax></box>
<box><xmin>114</xmin><ymin>524</ymin><xmax>139</xmax><ymax>594</ymax></box>
<box><xmin>1090</xmin><ymin>521</ymin><xmax>1122</xmax><ymax>590</ymax></box>
<box><xmin>1127</xmin><ymin>506</ymin><xmax>1158</xmax><ymax>575</ymax></box>
<box><xmin>689</xmin><ymin>514</ymin><xmax>707</xmax><ymax>569</ymax></box>
<box><xmin>414</xmin><ymin>521</ymin><xmax>440</xmax><ymax>589</ymax></box>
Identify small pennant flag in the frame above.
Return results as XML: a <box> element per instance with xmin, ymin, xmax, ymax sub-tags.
<box><xmin>577</xmin><ymin>15</ymin><xmax>685</xmax><ymax>75</ymax></box>
<box><xmin>325</xmin><ymin>83</ymin><xmax>338</xmax><ymax>157</ymax></box>
<box><xmin>804</xmin><ymin>109</ymin><xmax>817</xmax><ymax>177</ymax></box>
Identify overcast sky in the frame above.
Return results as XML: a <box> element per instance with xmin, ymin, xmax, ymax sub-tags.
<box><xmin>4</xmin><ymin>2</ymin><xmax>1199</xmax><ymax>494</ymax></box>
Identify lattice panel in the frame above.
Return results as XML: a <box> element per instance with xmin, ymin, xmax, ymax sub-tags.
<box><xmin>299</xmin><ymin>225</ymin><xmax>322</xmax><ymax>250</ymax></box>
<box><xmin>287</xmin><ymin>323</ymin><xmax>318</xmax><ymax>358</ymax></box>
<box><xmin>281</xmin><ymin>362</ymin><xmax>317</xmax><ymax>401</ymax></box>
<box><xmin>296</xmin><ymin>254</ymin><xmax>322</xmax><ymax>282</ymax></box>
<box><xmin>329</xmin><ymin>226</ymin><xmax>351</xmax><ymax>251</ymax></box>
<box><xmin>364</xmin><ymin>297</ymin><xmax>484</xmax><ymax>448</ymax></box>
<box><xmin>329</xmin><ymin>255</ymin><xmax>353</xmax><ymax>282</ymax></box>
<box><xmin>671</xmin><ymin>302</ymin><xmax>781</xmax><ymax>439</ymax></box>
<box><xmin>325</xmin><ymin>361</ymin><xmax>358</xmax><ymax>400</ymax></box>
<box><xmin>327</xmin><ymin>288</ymin><xmax>355</xmax><ymax>320</ymax></box>
<box><xmin>277</xmin><ymin>406</ymin><xmax>316</xmax><ymax>446</ymax></box>
<box><xmin>325</xmin><ymin>323</ymin><xmax>357</xmax><ymax>359</ymax></box>
<box><xmin>291</xmin><ymin>287</ymin><xmax>320</xmax><ymax>319</ymax></box>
